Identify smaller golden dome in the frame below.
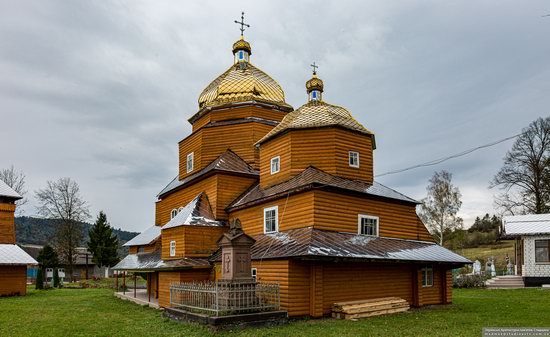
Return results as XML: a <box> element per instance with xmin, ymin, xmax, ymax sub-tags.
<box><xmin>232</xmin><ymin>36</ymin><xmax>252</xmax><ymax>55</ymax></box>
<box><xmin>306</xmin><ymin>74</ymin><xmax>324</xmax><ymax>93</ymax></box>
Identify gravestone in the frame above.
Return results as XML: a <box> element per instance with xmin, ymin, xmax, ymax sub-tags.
<box><xmin>217</xmin><ymin>219</ymin><xmax>256</xmax><ymax>282</ymax></box>
<box><xmin>473</xmin><ymin>260</ymin><xmax>481</xmax><ymax>275</ymax></box>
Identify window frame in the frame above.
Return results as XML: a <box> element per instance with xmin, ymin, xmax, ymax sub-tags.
<box><xmin>251</xmin><ymin>267</ymin><xmax>257</xmax><ymax>282</ymax></box>
<box><xmin>263</xmin><ymin>206</ymin><xmax>279</xmax><ymax>234</ymax></box>
<box><xmin>421</xmin><ymin>266</ymin><xmax>434</xmax><ymax>287</ymax></box>
<box><xmin>186</xmin><ymin>152</ymin><xmax>194</xmax><ymax>173</ymax></box>
<box><xmin>349</xmin><ymin>151</ymin><xmax>360</xmax><ymax>168</ymax></box>
<box><xmin>535</xmin><ymin>239</ymin><xmax>550</xmax><ymax>263</ymax></box>
<box><xmin>270</xmin><ymin>156</ymin><xmax>280</xmax><ymax>174</ymax></box>
<box><xmin>170</xmin><ymin>209</ymin><xmax>178</xmax><ymax>219</ymax></box>
<box><xmin>169</xmin><ymin>240</ymin><xmax>176</xmax><ymax>257</ymax></box>
<box><xmin>357</xmin><ymin>214</ymin><xmax>379</xmax><ymax>237</ymax></box>
<box><xmin>137</xmin><ymin>246</ymin><xmax>145</xmax><ymax>254</ymax></box>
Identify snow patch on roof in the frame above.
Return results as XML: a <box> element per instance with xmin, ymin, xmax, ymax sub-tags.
<box><xmin>503</xmin><ymin>214</ymin><xmax>550</xmax><ymax>236</ymax></box>
<box><xmin>0</xmin><ymin>244</ymin><xmax>38</xmax><ymax>265</ymax></box>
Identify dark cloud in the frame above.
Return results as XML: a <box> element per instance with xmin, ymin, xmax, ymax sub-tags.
<box><xmin>1</xmin><ymin>0</ymin><xmax>549</xmax><ymax>231</ymax></box>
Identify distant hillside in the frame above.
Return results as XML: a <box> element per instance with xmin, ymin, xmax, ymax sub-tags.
<box><xmin>15</xmin><ymin>216</ymin><xmax>139</xmax><ymax>246</ymax></box>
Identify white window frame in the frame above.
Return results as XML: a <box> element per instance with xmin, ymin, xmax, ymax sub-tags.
<box><xmin>251</xmin><ymin>268</ymin><xmax>257</xmax><ymax>281</ymax></box>
<box><xmin>169</xmin><ymin>240</ymin><xmax>176</xmax><ymax>257</ymax></box>
<box><xmin>186</xmin><ymin>152</ymin><xmax>194</xmax><ymax>173</ymax></box>
<box><xmin>421</xmin><ymin>266</ymin><xmax>434</xmax><ymax>287</ymax></box>
<box><xmin>170</xmin><ymin>209</ymin><xmax>178</xmax><ymax>219</ymax></box>
<box><xmin>358</xmin><ymin>214</ymin><xmax>379</xmax><ymax>237</ymax></box>
<box><xmin>263</xmin><ymin>206</ymin><xmax>279</xmax><ymax>233</ymax></box>
<box><xmin>270</xmin><ymin>156</ymin><xmax>280</xmax><ymax>174</ymax></box>
<box><xmin>349</xmin><ymin>151</ymin><xmax>360</xmax><ymax>168</ymax></box>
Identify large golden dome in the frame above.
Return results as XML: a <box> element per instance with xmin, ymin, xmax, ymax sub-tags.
<box><xmin>197</xmin><ymin>37</ymin><xmax>291</xmax><ymax>110</ymax></box>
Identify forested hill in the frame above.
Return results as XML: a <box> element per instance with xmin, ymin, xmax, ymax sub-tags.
<box><xmin>15</xmin><ymin>216</ymin><xmax>139</xmax><ymax>246</ymax></box>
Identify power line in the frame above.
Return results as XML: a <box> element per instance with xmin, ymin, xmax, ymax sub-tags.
<box><xmin>375</xmin><ymin>133</ymin><xmax>522</xmax><ymax>178</ymax></box>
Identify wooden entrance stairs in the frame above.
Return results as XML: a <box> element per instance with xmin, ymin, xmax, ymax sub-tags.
<box><xmin>332</xmin><ymin>297</ymin><xmax>409</xmax><ymax>320</ymax></box>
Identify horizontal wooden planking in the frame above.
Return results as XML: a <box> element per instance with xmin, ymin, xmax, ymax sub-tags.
<box><xmin>161</xmin><ymin>227</ymin><xmax>185</xmax><ymax>260</ymax></box>
<box><xmin>128</xmin><ymin>241</ymin><xmax>159</xmax><ymax>255</ymax></box>
<box><xmin>252</xmin><ymin>260</ymin><xmax>291</xmax><ymax>314</ymax></box>
<box><xmin>419</xmin><ymin>266</ymin><xmax>443</xmax><ymax>306</ymax></box>
<box><xmin>178</xmin><ymin>131</ymin><xmax>202</xmax><ymax>180</ymax></box>
<box><xmin>313</xmin><ymin>190</ymin><xmax>434</xmax><ymax>242</ymax></box>
<box><xmin>192</xmin><ymin>105</ymin><xmax>286</xmax><ymax>133</ymax></box>
<box><xmin>157</xmin><ymin>269</ymin><xmax>212</xmax><ymax>308</ymax></box>
<box><xmin>0</xmin><ymin>203</ymin><xmax>16</xmax><ymax>244</ymax></box>
<box><xmin>215</xmin><ymin>174</ymin><xmax>257</xmax><ymax>220</ymax></box>
<box><xmin>0</xmin><ymin>266</ymin><xmax>27</xmax><ymax>296</ymax></box>
<box><xmin>333</xmin><ymin>129</ymin><xmax>373</xmax><ymax>183</ymax></box>
<box><xmin>229</xmin><ymin>191</ymin><xmax>315</xmax><ymax>236</ymax></box>
<box><xmin>322</xmin><ymin>263</ymin><xmax>413</xmax><ymax>315</ymax></box>
<box><xmin>183</xmin><ymin>226</ymin><xmax>226</xmax><ymax>257</ymax></box>
<box><xmin>259</xmin><ymin>133</ymin><xmax>291</xmax><ymax>187</ymax></box>
<box><xmin>289</xmin><ymin>129</ymin><xmax>336</xmax><ymax>178</ymax></box>
<box><xmin>155</xmin><ymin>175</ymin><xmax>217</xmax><ymax>226</ymax></box>
<box><xmin>288</xmin><ymin>260</ymin><xmax>312</xmax><ymax>316</ymax></box>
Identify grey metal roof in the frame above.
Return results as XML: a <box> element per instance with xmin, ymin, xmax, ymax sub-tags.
<box><xmin>162</xmin><ymin>193</ymin><xmax>224</xmax><ymax>230</ymax></box>
<box><xmin>157</xmin><ymin>150</ymin><xmax>258</xmax><ymax>198</ymax></box>
<box><xmin>0</xmin><ymin>244</ymin><xmax>38</xmax><ymax>265</ymax></box>
<box><xmin>112</xmin><ymin>250</ymin><xmax>210</xmax><ymax>271</ymax></box>
<box><xmin>228</xmin><ymin>166</ymin><xmax>418</xmax><ymax>210</ymax></box>
<box><xmin>0</xmin><ymin>180</ymin><xmax>22</xmax><ymax>200</ymax></box>
<box><xmin>502</xmin><ymin>214</ymin><xmax>550</xmax><ymax>237</ymax></box>
<box><xmin>212</xmin><ymin>228</ymin><xmax>470</xmax><ymax>265</ymax></box>
<box><xmin>123</xmin><ymin>225</ymin><xmax>162</xmax><ymax>247</ymax></box>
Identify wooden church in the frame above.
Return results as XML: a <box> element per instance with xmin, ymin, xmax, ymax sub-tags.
<box><xmin>114</xmin><ymin>20</ymin><xmax>469</xmax><ymax>317</ymax></box>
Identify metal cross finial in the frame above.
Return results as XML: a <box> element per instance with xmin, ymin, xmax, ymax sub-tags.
<box><xmin>234</xmin><ymin>11</ymin><xmax>250</xmax><ymax>36</ymax></box>
<box><xmin>310</xmin><ymin>62</ymin><xmax>319</xmax><ymax>75</ymax></box>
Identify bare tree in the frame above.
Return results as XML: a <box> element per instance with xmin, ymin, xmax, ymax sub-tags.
<box><xmin>0</xmin><ymin>165</ymin><xmax>28</xmax><ymax>214</ymax></box>
<box><xmin>418</xmin><ymin>170</ymin><xmax>463</xmax><ymax>245</ymax></box>
<box><xmin>491</xmin><ymin>117</ymin><xmax>550</xmax><ymax>215</ymax></box>
<box><xmin>35</xmin><ymin>178</ymin><xmax>90</xmax><ymax>281</ymax></box>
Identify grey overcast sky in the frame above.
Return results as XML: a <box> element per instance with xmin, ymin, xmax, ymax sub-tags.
<box><xmin>1</xmin><ymin>1</ymin><xmax>549</xmax><ymax>232</ymax></box>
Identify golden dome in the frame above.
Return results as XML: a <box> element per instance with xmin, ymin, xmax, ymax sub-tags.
<box><xmin>232</xmin><ymin>36</ymin><xmax>252</xmax><ymax>55</ymax></box>
<box><xmin>198</xmin><ymin>62</ymin><xmax>291</xmax><ymax>109</ymax></box>
<box><xmin>306</xmin><ymin>74</ymin><xmax>324</xmax><ymax>93</ymax></box>
<box><xmin>256</xmin><ymin>100</ymin><xmax>374</xmax><ymax>145</ymax></box>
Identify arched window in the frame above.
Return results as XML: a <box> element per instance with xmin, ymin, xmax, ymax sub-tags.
<box><xmin>178</xmin><ymin>207</ymin><xmax>184</xmax><ymax>213</ymax></box>
<box><xmin>170</xmin><ymin>209</ymin><xmax>178</xmax><ymax>219</ymax></box>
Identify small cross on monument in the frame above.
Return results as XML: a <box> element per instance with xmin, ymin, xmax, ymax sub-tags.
<box><xmin>234</xmin><ymin>11</ymin><xmax>250</xmax><ymax>36</ymax></box>
<box><xmin>310</xmin><ymin>62</ymin><xmax>319</xmax><ymax>75</ymax></box>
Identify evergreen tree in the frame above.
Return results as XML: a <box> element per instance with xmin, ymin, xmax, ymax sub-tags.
<box><xmin>37</xmin><ymin>245</ymin><xmax>59</xmax><ymax>268</ymax></box>
<box><xmin>35</xmin><ymin>268</ymin><xmax>44</xmax><ymax>290</ymax></box>
<box><xmin>53</xmin><ymin>268</ymin><xmax>60</xmax><ymax>288</ymax></box>
<box><xmin>88</xmin><ymin>211</ymin><xmax>120</xmax><ymax>268</ymax></box>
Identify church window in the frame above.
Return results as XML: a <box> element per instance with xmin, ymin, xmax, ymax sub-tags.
<box><xmin>170</xmin><ymin>209</ymin><xmax>178</xmax><ymax>219</ymax></box>
<box><xmin>239</xmin><ymin>50</ymin><xmax>244</xmax><ymax>60</ymax></box>
<box><xmin>270</xmin><ymin>156</ymin><xmax>280</xmax><ymax>174</ymax></box>
<box><xmin>264</xmin><ymin>206</ymin><xmax>278</xmax><ymax>233</ymax></box>
<box><xmin>535</xmin><ymin>240</ymin><xmax>550</xmax><ymax>263</ymax></box>
<box><xmin>349</xmin><ymin>151</ymin><xmax>360</xmax><ymax>168</ymax></box>
<box><xmin>170</xmin><ymin>240</ymin><xmax>176</xmax><ymax>257</ymax></box>
<box><xmin>422</xmin><ymin>266</ymin><xmax>433</xmax><ymax>287</ymax></box>
<box><xmin>187</xmin><ymin>152</ymin><xmax>194</xmax><ymax>173</ymax></box>
<box><xmin>251</xmin><ymin>268</ymin><xmax>257</xmax><ymax>282</ymax></box>
<box><xmin>358</xmin><ymin>214</ymin><xmax>378</xmax><ymax>236</ymax></box>
<box><xmin>312</xmin><ymin>90</ymin><xmax>318</xmax><ymax>100</ymax></box>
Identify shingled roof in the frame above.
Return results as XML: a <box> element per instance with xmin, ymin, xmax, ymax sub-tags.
<box><xmin>256</xmin><ymin>100</ymin><xmax>374</xmax><ymax>146</ymax></box>
<box><xmin>211</xmin><ymin>227</ymin><xmax>470</xmax><ymax>265</ymax></box>
<box><xmin>158</xmin><ymin>149</ymin><xmax>258</xmax><ymax>198</ymax></box>
<box><xmin>227</xmin><ymin>166</ymin><xmax>418</xmax><ymax>211</ymax></box>
<box><xmin>162</xmin><ymin>193</ymin><xmax>224</xmax><ymax>229</ymax></box>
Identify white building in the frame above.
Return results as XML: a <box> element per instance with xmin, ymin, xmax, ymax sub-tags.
<box><xmin>502</xmin><ymin>214</ymin><xmax>550</xmax><ymax>287</ymax></box>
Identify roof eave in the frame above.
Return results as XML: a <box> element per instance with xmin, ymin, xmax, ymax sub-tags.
<box><xmin>188</xmin><ymin>100</ymin><xmax>293</xmax><ymax>125</ymax></box>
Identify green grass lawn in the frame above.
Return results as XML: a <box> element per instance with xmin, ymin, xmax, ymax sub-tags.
<box><xmin>1</xmin><ymin>287</ymin><xmax>548</xmax><ymax>337</ymax></box>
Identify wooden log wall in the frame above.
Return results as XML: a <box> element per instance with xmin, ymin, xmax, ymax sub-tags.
<box><xmin>313</xmin><ymin>190</ymin><xmax>434</xmax><ymax>242</ymax></box>
<box><xmin>259</xmin><ymin>128</ymin><xmax>373</xmax><ymax>188</ymax></box>
<box><xmin>161</xmin><ymin>227</ymin><xmax>185</xmax><ymax>260</ymax></box>
<box><xmin>183</xmin><ymin>226</ymin><xmax>227</xmax><ymax>257</ymax></box>
<box><xmin>0</xmin><ymin>203</ymin><xmax>16</xmax><ymax>244</ymax></box>
<box><xmin>127</xmin><ymin>240</ymin><xmax>160</xmax><ymax>255</ymax></box>
<box><xmin>229</xmin><ymin>191</ymin><xmax>315</xmax><ymax>236</ymax></box>
<box><xmin>0</xmin><ymin>266</ymin><xmax>27</xmax><ymax>296</ymax></box>
<box><xmin>191</xmin><ymin>105</ymin><xmax>287</xmax><ymax>132</ymax></box>
<box><xmin>157</xmin><ymin>269</ymin><xmax>210</xmax><ymax>308</ymax></box>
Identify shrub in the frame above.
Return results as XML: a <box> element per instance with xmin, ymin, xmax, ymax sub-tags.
<box><xmin>35</xmin><ymin>268</ymin><xmax>44</xmax><ymax>290</ymax></box>
<box><xmin>453</xmin><ymin>274</ymin><xmax>486</xmax><ymax>288</ymax></box>
<box><xmin>53</xmin><ymin>269</ymin><xmax>60</xmax><ymax>288</ymax></box>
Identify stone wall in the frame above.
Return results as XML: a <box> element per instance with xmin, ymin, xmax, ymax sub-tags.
<box><xmin>523</xmin><ymin>235</ymin><xmax>550</xmax><ymax>277</ymax></box>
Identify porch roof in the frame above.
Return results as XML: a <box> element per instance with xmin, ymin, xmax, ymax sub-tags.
<box><xmin>0</xmin><ymin>244</ymin><xmax>38</xmax><ymax>265</ymax></box>
<box><xmin>502</xmin><ymin>214</ymin><xmax>550</xmax><ymax>237</ymax></box>
<box><xmin>112</xmin><ymin>250</ymin><xmax>210</xmax><ymax>272</ymax></box>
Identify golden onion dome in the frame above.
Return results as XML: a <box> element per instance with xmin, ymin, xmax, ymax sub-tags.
<box><xmin>306</xmin><ymin>74</ymin><xmax>324</xmax><ymax>93</ymax></box>
<box><xmin>256</xmin><ymin>100</ymin><xmax>374</xmax><ymax>146</ymax></box>
<box><xmin>232</xmin><ymin>36</ymin><xmax>252</xmax><ymax>55</ymax></box>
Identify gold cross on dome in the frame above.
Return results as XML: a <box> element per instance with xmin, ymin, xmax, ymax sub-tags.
<box><xmin>310</xmin><ymin>62</ymin><xmax>319</xmax><ymax>75</ymax></box>
<box><xmin>234</xmin><ymin>11</ymin><xmax>250</xmax><ymax>36</ymax></box>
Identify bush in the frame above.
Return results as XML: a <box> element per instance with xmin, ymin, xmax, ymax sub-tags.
<box><xmin>53</xmin><ymin>269</ymin><xmax>60</xmax><ymax>288</ymax></box>
<box><xmin>35</xmin><ymin>268</ymin><xmax>44</xmax><ymax>290</ymax></box>
<box><xmin>453</xmin><ymin>274</ymin><xmax>486</xmax><ymax>288</ymax></box>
